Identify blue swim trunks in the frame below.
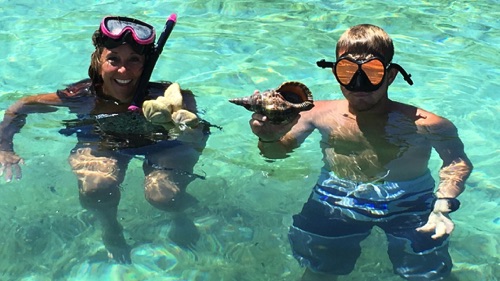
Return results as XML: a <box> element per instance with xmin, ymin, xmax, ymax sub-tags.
<box><xmin>288</xmin><ymin>169</ymin><xmax>452</xmax><ymax>280</ymax></box>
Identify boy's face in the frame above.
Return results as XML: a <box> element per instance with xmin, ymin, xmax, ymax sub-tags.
<box><xmin>337</xmin><ymin>52</ymin><xmax>397</xmax><ymax>111</ymax></box>
<box><xmin>340</xmin><ymin>76</ymin><xmax>390</xmax><ymax>111</ymax></box>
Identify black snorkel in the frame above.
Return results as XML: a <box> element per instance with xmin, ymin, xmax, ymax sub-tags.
<box><xmin>128</xmin><ymin>14</ymin><xmax>177</xmax><ymax>112</ymax></box>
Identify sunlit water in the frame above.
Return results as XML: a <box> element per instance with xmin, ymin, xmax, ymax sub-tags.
<box><xmin>0</xmin><ymin>0</ymin><xmax>499</xmax><ymax>280</ymax></box>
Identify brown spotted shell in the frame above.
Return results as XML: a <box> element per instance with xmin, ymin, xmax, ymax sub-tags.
<box><xmin>228</xmin><ymin>81</ymin><xmax>314</xmax><ymax>123</ymax></box>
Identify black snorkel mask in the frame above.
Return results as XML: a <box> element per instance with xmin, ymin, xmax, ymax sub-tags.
<box><xmin>317</xmin><ymin>53</ymin><xmax>414</xmax><ymax>92</ymax></box>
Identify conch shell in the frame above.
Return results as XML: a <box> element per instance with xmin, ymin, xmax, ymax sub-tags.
<box><xmin>228</xmin><ymin>81</ymin><xmax>314</xmax><ymax>123</ymax></box>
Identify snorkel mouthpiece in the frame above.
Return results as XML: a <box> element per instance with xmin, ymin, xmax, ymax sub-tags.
<box><xmin>128</xmin><ymin>13</ymin><xmax>177</xmax><ymax>112</ymax></box>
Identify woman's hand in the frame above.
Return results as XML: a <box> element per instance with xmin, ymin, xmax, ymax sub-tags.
<box><xmin>0</xmin><ymin>150</ymin><xmax>24</xmax><ymax>182</ymax></box>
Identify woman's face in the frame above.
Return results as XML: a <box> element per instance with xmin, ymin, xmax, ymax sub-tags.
<box><xmin>99</xmin><ymin>44</ymin><xmax>145</xmax><ymax>103</ymax></box>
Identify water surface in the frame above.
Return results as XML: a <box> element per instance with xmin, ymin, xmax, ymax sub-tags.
<box><xmin>0</xmin><ymin>1</ymin><xmax>499</xmax><ymax>280</ymax></box>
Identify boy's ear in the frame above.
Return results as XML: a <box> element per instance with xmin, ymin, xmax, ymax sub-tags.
<box><xmin>387</xmin><ymin>67</ymin><xmax>398</xmax><ymax>85</ymax></box>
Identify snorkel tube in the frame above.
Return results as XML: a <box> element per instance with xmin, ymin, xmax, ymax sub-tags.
<box><xmin>128</xmin><ymin>13</ymin><xmax>177</xmax><ymax>112</ymax></box>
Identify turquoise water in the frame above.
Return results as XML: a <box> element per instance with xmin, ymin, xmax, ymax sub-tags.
<box><xmin>0</xmin><ymin>0</ymin><xmax>499</xmax><ymax>280</ymax></box>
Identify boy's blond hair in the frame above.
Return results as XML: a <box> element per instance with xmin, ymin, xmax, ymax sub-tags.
<box><xmin>336</xmin><ymin>24</ymin><xmax>394</xmax><ymax>64</ymax></box>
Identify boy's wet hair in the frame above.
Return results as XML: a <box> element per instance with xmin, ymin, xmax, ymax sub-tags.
<box><xmin>336</xmin><ymin>24</ymin><xmax>394</xmax><ymax>64</ymax></box>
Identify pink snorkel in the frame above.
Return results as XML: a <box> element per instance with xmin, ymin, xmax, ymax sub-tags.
<box><xmin>128</xmin><ymin>14</ymin><xmax>177</xmax><ymax>112</ymax></box>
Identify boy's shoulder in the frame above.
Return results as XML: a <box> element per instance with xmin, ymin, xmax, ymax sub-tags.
<box><xmin>392</xmin><ymin>101</ymin><xmax>453</xmax><ymax>131</ymax></box>
<box><xmin>312</xmin><ymin>99</ymin><xmax>345</xmax><ymax>108</ymax></box>
<box><xmin>299</xmin><ymin>99</ymin><xmax>346</xmax><ymax>124</ymax></box>
<box><xmin>309</xmin><ymin>99</ymin><xmax>347</xmax><ymax>114</ymax></box>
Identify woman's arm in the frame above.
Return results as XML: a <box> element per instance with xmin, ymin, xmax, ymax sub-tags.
<box><xmin>0</xmin><ymin>92</ymin><xmax>64</xmax><ymax>182</ymax></box>
<box><xmin>0</xmin><ymin>93</ymin><xmax>62</xmax><ymax>151</ymax></box>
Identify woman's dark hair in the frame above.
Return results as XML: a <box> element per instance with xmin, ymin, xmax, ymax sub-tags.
<box><xmin>88</xmin><ymin>29</ymin><xmax>105</xmax><ymax>86</ymax></box>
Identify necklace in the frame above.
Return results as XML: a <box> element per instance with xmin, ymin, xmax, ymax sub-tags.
<box><xmin>98</xmin><ymin>94</ymin><xmax>124</xmax><ymax>106</ymax></box>
<box><xmin>342</xmin><ymin>113</ymin><xmax>356</xmax><ymax>120</ymax></box>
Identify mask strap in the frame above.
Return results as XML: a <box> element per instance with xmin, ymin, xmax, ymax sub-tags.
<box><xmin>390</xmin><ymin>64</ymin><xmax>414</xmax><ymax>85</ymax></box>
<box><xmin>316</xmin><ymin>59</ymin><xmax>335</xmax><ymax>69</ymax></box>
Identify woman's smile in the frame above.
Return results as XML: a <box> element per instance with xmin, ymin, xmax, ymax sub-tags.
<box><xmin>99</xmin><ymin>44</ymin><xmax>145</xmax><ymax>103</ymax></box>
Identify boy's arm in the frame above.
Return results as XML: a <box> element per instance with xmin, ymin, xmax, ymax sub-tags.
<box><xmin>430</xmin><ymin>117</ymin><xmax>473</xmax><ymax>199</ymax></box>
<box><xmin>417</xmin><ymin>115</ymin><xmax>473</xmax><ymax>239</ymax></box>
<box><xmin>250</xmin><ymin>112</ymin><xmax>314</xmax><ymax>159</ymax></box>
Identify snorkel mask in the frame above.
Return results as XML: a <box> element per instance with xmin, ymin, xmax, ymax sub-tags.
<box><xmin>97</xmin><ymin>16</ymin><xmax>156</xmax><ymax>55</ymax></box>
<box><xmin>317</xmin><ymin>53</ymin><xmax>413</xmax><ymax>92</ymax></box>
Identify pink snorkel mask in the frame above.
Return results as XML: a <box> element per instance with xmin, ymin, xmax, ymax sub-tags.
<box><xmin>99</xmin><ymin>16</ymin><xmax>156</xmax><ymax>54</ymax></box>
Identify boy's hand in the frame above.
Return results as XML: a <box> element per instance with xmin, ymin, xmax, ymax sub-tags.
<box><xmin>416</xmin><ymin>211</ymin><xmax>455</xmax><ymax>239</ymax></box>
<box><xmin>250</xmin><ymin>112</ymin><xmax>299</xmax><ymax>142</ymax></box>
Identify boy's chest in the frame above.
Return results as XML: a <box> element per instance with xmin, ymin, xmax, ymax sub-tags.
<box><xmin>323</xmin><ymin>117</ymin><xmax>430</xmax><ymax>159</ymax></box>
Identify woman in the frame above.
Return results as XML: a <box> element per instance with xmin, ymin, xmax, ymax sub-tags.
<box><xmin>0</xmin><ymin>16</ymin><xmax>209</xmax><ymax>263</ymax></box>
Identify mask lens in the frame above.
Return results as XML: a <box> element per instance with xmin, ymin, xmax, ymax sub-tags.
<box><xmin>361</xmin><ymin>59</ymin><xmax>385</xmax><ymax>85</ymax></box>
<box><xmin>105</xmin><ymin>19</ymin><xmax>153</xmax><ymax>40</ymax></box>
<box><xmin>101</xmin><ymin>17</ymin><xmax>155</xmax><ymax>46</ymax></box>
<box><xmin>335</xmin><ymin>59</ymin><xmax>359</xmax><ymax>85</ymax></box>
<box><xmin>100</xmin><ymin>34</ymin><xmax>148</xmax><ymax>54</ymax></box>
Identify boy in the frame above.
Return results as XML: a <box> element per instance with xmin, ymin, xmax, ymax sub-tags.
<box><xmin>249</xmin><ymin>24</ymin><xmax>472</xmax><ymax>280</ymax></box>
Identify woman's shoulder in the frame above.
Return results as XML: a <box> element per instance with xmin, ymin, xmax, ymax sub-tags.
<box><xmin>56</xmin><ymin>78</ymin><xmax>94</xmax><ymax>99</ymax></box>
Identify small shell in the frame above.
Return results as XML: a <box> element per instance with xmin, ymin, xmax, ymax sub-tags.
<box><xmin>228</xmin><ymin>81</ymin><xmax>314</xmax><ymax>123</ymax></box>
